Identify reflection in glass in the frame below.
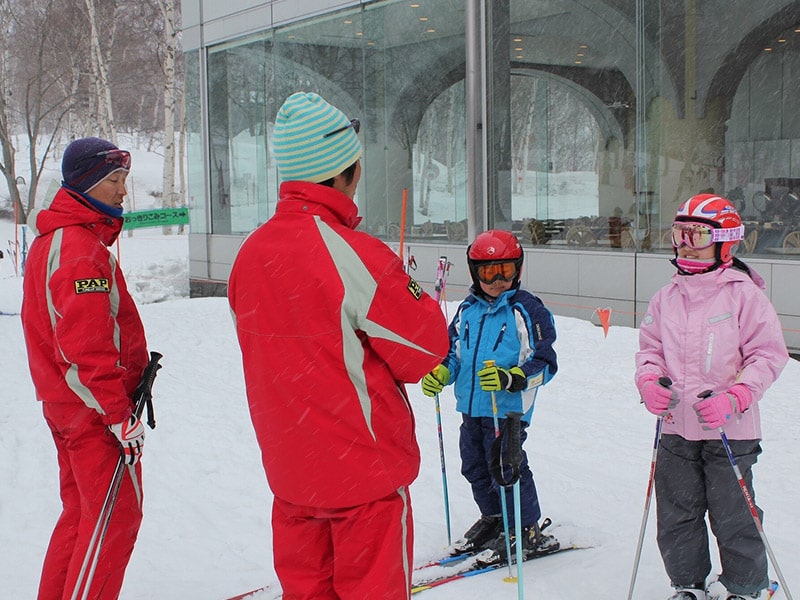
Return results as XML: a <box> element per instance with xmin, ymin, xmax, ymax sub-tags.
<box><xmin>195</xmin><ymin>0</ymin><xmax>800</xmax><ymax>257</ymax></box>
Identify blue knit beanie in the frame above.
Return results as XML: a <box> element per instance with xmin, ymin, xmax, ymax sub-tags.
<box><xmin>62</xmin><ymin>137</ymin><xmax>130</xmax><ymax>193</ymax></box>
<box><xmin>272</xmin><ymin>92</ymin><xmax>362</xmax><ymax>183</ymax></box>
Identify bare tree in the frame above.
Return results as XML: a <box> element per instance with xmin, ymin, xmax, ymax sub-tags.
<box><xmin>154</xmin><ymin>0</ymin><xmax>179</xmax><ymax>233</ymax></box>
<box><xmin>0</xmin><ymin>0</ymin><xmax>183</xmax><ymax>223</ymax></box>
<box><xmin>0</xmin><ymin>0</ymin><xmax>81</xmax><ymax>222</ymax></box>
<box><xmin>117</xmin><ymin>0</ymin><xmax>184</xmax><ymax>231</ymax></box>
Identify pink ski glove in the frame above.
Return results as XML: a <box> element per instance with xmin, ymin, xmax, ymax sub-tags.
<box><xmin>692</xmin><ymin>384</ymin><xmax>752</xmax><ymax>430</ymax></box>
<box><xmin>637</xmin><ymin>374</ymin><xmax>678</xmax><ymax>416</ymax></box>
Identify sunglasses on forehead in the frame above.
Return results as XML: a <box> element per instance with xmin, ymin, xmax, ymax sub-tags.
<box><xmin>323</xmin><ymin>118</ymin><xmax>360</xmax><ymax>139</ymax></box>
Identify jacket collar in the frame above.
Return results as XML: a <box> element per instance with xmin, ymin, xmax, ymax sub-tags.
<box><xmin>672</xmin><ymin>262</ymin><xmax>765</xmax><ymax>292</ymax></box>
<box><xmin>276</xmin><ymin>181</ymin><xmax>362</xmax><ymax>229</ymax></box>
<box><xmin>28</xmin><ymin>187</ymin><xmax>123</xmax><ymax>246</ymax></box>
<box><xmin>470</xmin><ymin>285</ymin><xmax>517</xmax><ymax>307</ymax></box>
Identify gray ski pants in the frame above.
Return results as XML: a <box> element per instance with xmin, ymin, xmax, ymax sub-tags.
<box><xmin>654</xmin><ymin>434</ymin><xmax>768</xmax><ymax>595</ymax></box>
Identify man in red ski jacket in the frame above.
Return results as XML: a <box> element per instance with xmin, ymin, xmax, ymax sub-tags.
<box><xmin>22</xmin><ymin>137</ymin><xmax>149</xmax><ymax>600</ymax></box>
<box><xmin>228</xmin><ymin>92</ymin><xmax>449</xmax><ymax>599</ymax></box>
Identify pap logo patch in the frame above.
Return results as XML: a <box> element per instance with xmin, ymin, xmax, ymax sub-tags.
<box><xmin>74</xmin><ymin>278</ymin><xmax>110</xmax><ymax>294</ymax></box>
<box><xmin>407</xmin><ymin>277</ymin><xmax>422</xmax><ymax>300</ymax></box>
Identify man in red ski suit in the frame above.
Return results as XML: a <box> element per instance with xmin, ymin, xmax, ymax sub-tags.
<box><xmin>228</xmin><ymin>92</ymin><xmax>449</xmax><ymax>599</ymax></box>
<box><xmin>21</xmin><ymin>137</ymin><xmax>149</xmax><ymax>600</ymax></box>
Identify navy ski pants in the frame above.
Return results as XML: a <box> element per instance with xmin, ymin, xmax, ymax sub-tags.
<box><xmin>459</xmin><ymin>414</ymin><xmax>541</xmax><ymax>529</ymax></box>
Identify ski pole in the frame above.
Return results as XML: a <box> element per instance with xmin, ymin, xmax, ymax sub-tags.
<box><xmin>696</xmin><ymin>390</ymin><xmax>794</xmax><ymax>600</ymax></box>
<box><xmin>74</xmin><ymin>461</ymin><xmax>126</xmax><ymax>600</ymax></box>
<box><xmin>512</xmin><ymin>480</ymin><xmax>523</xmax><ymax>597</ymax></box>
<box><xmin>484</xmin><ymin>360</ymin><xmax>514</xmax><ymax>581</ymax></box>
<box><xmin>627</xmin><ymin>376</ymin><xmax>672</xmax><ymax>600</ymax></box>
<box><xmin>719</xmin><ymin>430</ymin><xmax>795</xmax><ymax>600</ymax></box>
<box><xmin>434</xmin><ymin>392</ymin><xmax>452</xmax><ymax>545</ymax></box>
<box><xmin>71</xmin><ymin>351</ymin><xmax>162</xmax><ymax>600</ymax></box>
<box><xmin>505</xmin><ymin>411</ymin><xmax>525</xmax><ymax>598</ymax></box>
<box><xmin>487</xmin><ymin>411</ymin><xmax>528</xmax><ymax>598</ymax></box>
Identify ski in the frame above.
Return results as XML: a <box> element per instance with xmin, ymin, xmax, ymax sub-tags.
<box><xmin>411</xmin><ymin>544</ymin><xmax>591</xmax><ymax>594</ymax></box>
<box><xmin>433</xmin><ymin>256</ymin><xmax>451</xmax><ymax>304</ymax></box>
<box><xmin>222</xmin><ymin>546</ymin><xmax>591</xmax><ymax>599</ymax></box>
<box><xmin>414</xmin><ymin>516</ymin><xmax>562</xmax><ymax>571</ymax></box>
<box><xmin>414</xmin><ymin>550</ymin><xmax>477</xmax><ymax>571</ymax></box>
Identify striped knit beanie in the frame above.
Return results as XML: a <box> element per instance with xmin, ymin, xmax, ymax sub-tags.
<box><xmin>272</xmin><ymin>92</ymin><xmax>362</xmax><ymax>183</ymax></box>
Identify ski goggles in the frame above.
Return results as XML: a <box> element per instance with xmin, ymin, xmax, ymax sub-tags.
<box><xmin>69</xmin><ymin>149</ymin><xmax>132</xmax><ymax>189</ymax></box>
<box><xmin>670</xmin><ymin>221</ymin><xmax>744</xmax><ymax>249</ymax></box>
<box><xmin>323</xmin><ymin>118</ymin><xmax>360</xmax><ymax>139</ymax></box>
<box><xmin>474</xmin><ymin>261</ymin><xmax>518</xmax><ymax>284</ymax></box>
<box><xmin>75</xmin><ymin>148</ymin><xmax>132</xmax><ymax>171</ymax></box>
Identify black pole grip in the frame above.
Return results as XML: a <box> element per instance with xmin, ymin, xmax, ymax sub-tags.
<box><xmin>489</xmin><ymin>412</ymin><xmax>523</xmax><ymax>488</ymax></box>
<box><xmin>132</xmin><ymin>351</ymin><xmax>163</xmax><ymax>429</ymax></box>
<box><xmin>506</xmin><ymin>411</ymin><xmax>523</xmax><ymax>472</ymax></box>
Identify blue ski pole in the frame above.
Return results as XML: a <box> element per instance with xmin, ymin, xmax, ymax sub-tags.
<box><xmin>434</xmin><ymin>392</ymin><xmax>452</xmax><ymax>545</ymax></box>
<box><xmin>505</xmin><ymin>411</ymin><xmax>525</xmax><ymax>599</ymax></box>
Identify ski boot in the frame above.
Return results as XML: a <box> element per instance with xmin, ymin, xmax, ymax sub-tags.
<box><xmin>706</xmin><ymin>578</ymin><xmax>777</xmax><ymax>599</ymax></box>
<box><xmin>475</xmin><ymin>518</ymin><xmax>560</xmax><ymax>566</ymax></box>
<box><xmin>668</xmin><ymin>585</ymin><xmax>707</xmax><ymax>600</ymax></box>
<box><xmin>450</xmin><ymin>514</ymin><xmax>503</xmax><ymax>555</ymax></box>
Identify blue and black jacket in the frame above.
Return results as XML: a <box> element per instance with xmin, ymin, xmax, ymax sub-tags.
<box><xmin>442</xmin><ymin>286</ymin><xmax>557</xmax><ymax>422</ymax></box>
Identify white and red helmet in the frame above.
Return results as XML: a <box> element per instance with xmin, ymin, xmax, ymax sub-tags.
<box><xmin>674</xmin><ymin>194</ymin><xmax>744</xmax><ymax>263</ymax></box>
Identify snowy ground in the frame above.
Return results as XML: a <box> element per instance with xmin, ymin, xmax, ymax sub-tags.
<box><xmin>1</xmin><ymin>211</ymin><xmax>799</xmax><ymax>599</ymax></box>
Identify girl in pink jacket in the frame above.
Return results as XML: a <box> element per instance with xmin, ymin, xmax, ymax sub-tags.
<box><xmin>635</xmin><ymin>194</ymin><xmax>788</xmax><ymax>600</ymax></box>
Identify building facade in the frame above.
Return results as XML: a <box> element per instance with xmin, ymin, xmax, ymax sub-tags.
<box><xmin>182</xmin><ymin>0</ymin><xmax>800</xmax><ymax>349</ymax></box>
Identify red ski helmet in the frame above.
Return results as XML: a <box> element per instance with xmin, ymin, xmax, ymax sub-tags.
<box><xmin>467</xmin><ymin>230</ymin><xmax>523</xmax><ymax>287</ymax></box>
<box><xmin>673</xmin><ymin>194</ymin><xmax>744</xmax><ymax>263</ymax></box>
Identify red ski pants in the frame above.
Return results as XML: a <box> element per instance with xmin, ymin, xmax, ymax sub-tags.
<box><xmin>39</xmin><ymin>402</ymin><xmax>143</xmax><ymax>600</ymax></box>
<box><xmin>272</xmin><ymin>487</ymin><xmax>413</xmax><ymax>599</ymax></box>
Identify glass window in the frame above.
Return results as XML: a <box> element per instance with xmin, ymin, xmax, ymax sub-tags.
<box><xmin>185</xmin><ymin>50</ymin><xmax>206</xmax><ymax>234</ymax></box>
<box><xmin>200</xmin><ymin>0</ymin><xmax>468</xmax><ymax>241</ymax></box>
<box><xmin>364</xmin><ymin>0</ymin><xmax>468</xmax><ymax>242</ymax></box>
<box><xmin>412</xmin><ymin>83</ymin><xmax>467</xmax><ymax>242</ymax></box>
<box><xmin>270</xmin><ymin>8</ymin><xmax>367</xmax><ymax>222</ymax></box>
<box><xmin>502</xmin><ymin>0</ymin><xmax>642</xmax><ymax>250</ymax></box>
<box><xmin>725</xmin><ymin>28</ymin><xmax>800</xmax><ymax>256</ymax></box>
<box><xmin>207</xmin><ymin>36</ymin><xmax>272</xmax><ymax>235</ymax></box>
<box><xmin>195</xmin><ymin>0</ymin><xmax>800</xmax><ymax>258</ymax></box>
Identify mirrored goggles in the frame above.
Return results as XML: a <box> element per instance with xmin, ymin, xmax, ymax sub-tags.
<box><xmin>76</xmin><ymin>148</ymin><xmax>132</xmax><ymax>171</ymax></box>
<box><xmin>671</xmin><ymin>221</ymin><xmax>744</xmax><ymax>249</ymax></box>
<box><xmin>475</xmin><ymin>261</ymin><xmax>518</xmax><ymax>284</ymax></box>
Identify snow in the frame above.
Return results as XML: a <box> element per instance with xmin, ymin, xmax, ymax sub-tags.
<box><xmin>2</xmin><ymin>208</ymin><xmax>800</xmax><ymax>599</ymax></box>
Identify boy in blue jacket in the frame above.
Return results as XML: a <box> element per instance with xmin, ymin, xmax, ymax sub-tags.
<box><xmin>421</xmin><ymin>229</ymin><xmax>559</xmax><ymax>564</ymax></box>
